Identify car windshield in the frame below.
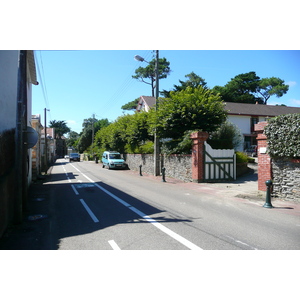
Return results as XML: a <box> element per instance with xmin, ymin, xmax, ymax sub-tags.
<box><xmin>70</xmin><ymin>153</ymin><xmax>79</xmax><ymax>157</ymax></box>
<box><xmin>109</xmin><ymin>154</ymin><xmax>121</xmax><ymax>159</ymax></box>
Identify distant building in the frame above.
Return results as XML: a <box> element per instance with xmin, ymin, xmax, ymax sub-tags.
<box><xmin>225</xmin><ymin>102</ymin><xmax>300</xmax><ymax>151</ymax></box>
<box><xmin>136</xmin><ymin>96</ymin><xmax>156</xmax><ymax>112</ymax></box>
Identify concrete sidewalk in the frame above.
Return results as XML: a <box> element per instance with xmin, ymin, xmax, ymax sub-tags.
<box><xmin>131</xmin><ymin>162</ymin><xmax>300</xmax><ymax>211</ymax></box>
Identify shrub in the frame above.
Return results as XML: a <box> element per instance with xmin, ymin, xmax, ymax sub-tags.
<box><xmin>236</xmin><ymin>151</ymin><xmax>248</xmax><ymax>163</ymax></box>
<box><xmin>207</xmin><ymin>121</ymin><xmax>243</xmax><ymax>150</ymax></box>
<box><xmin>264</xmin><ymin>113</ymin><xmax>300</xmax><ymax>158</ymax></box>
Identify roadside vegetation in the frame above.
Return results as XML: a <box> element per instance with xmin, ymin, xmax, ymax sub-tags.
<box><xmin>264</xmin><ymin>113</ymin><xmax>300</xmax><ymax>158</ymax></box>
<box><xmin>49</xmin><ymin>58</ymin><xmax>289</xmax><ymax>159</ymax></box>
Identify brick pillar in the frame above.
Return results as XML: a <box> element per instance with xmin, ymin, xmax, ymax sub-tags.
<box><xmin>254</xmin><ymin>121</ymin><xmax>272</xmax><ymax>191</ymax></box>
<box><xmin>190</xmin><ymin>131</ymin><xmax>209</xmax><ymax>183</ymax></box>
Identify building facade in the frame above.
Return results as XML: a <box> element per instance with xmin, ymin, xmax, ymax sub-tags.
<box><xmin>0</xmin><ymin>50</ymin><xmax>38</xmax><ymax>237</ymax></box>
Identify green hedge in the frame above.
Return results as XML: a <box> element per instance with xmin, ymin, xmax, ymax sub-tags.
<box><xmin>236</xmin><ymin>151</ymin><xmax>248</xmax><ymax>163</ymax></box>
<box><xmin>264</xmin><ymin>113</ymin><xmax>300</xmax><ymax>158</ymax></box>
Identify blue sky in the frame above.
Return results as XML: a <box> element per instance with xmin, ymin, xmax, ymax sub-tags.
<box><xmin>32</xmin><ymin>50</ymin><xmax>300</xmax><ymax>134</ymax></box>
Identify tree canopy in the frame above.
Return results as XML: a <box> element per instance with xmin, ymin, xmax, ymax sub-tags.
<box><xmin>257</xmin><ymin>77</ymin><xmax>289</xmax><ymax>104</ymax></box>
<box><xmin>77</xmin><ymin>118</ymin><xmax>110</xmax><ymax>153</ymax></box>
<box><xmin>132</xmin><ymin>57</ymin><xmax>171</xmax><ymax>97</ymax></box>
<box><xmin>49</xmin><ymin>120</ymin><xmax>70</xmax><ymax>139</ymax></box>
<box><xmin>96</xmin><ymin>86</ymin><xmax>228</xmax><ymax>155</ymax></box>
<box><xmin>150</xmin><ymin>86</ymin><xmax>227</xmax><ymax>140</ymax></box>
<box><xmin>207</xmin><ymin>121</ymin><xmax>243</xmax><ymax>150</ymax></box>
<box><xmin>212</xmin><ymin>71</ymin><xmax>289</xmax><ymax>104</ymax></box>
<box><xmin>121</xmin><ymin>97</ymin><xmax>140</xmax><ymax>111</ymax></box>
<box><xmin>66</xmin><ymin>131</ymin><xmax>80</xmax><ymax>148</ymax></box>
<box><xmin>161</xmin><ymin>72</ymin><xmax>207</xmax><ymax>97</ymax></box>
<box><xmin>95</xmin><ymin>112</ymin><xmax>153</xmax><ymax>154</ymax></box>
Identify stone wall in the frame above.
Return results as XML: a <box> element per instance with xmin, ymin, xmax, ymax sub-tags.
<box><xmin>255</xmin><ymin>121</ymin><xmax>300</xmax><ymax>202</ymax></box>
<box><xmin>162</xmin><ymin>154</ymin><xmax>192</xmax><ymax>182</ymax></box>
<box><xmin>272</xmin><ymin>158</ymin><xmax>300</xmax><ymax>202</ymax></box>
<box><xmin>124</xmin><ymin>154</ymin><xmax>155</xmax><ymax>175</ymax></box>
<box><xmin>124</xmin><ymin>154</ymin><xmax>192</xmax><ymax>182</ymax></box>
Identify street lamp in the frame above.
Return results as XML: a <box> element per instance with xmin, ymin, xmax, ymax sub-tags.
<box><xmin>134</xmin><ymin>50</ymin><xmax>160</xmax><ymax>176</ymax></box>
<box><xmin>134</xmin><ymin>55</ymin><xmax>148</xmax><ymax>63</ymax></box>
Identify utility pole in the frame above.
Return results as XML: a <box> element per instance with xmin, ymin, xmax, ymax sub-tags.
<box><xmin>44</xmin><ymin>108</ymin><xmax>50</xmax><ymax>173</ymax></box>
<box><xmin>92</xmin><ymin>113</ymin><xmax>95</xmax><ymax>157</ymax></box>
<box><xmin>154</xmin><ymin>50</ymin><xmax>160</xmax><ymax>176</ymax></box>
<box><xmin>134</xmin><ymin>51</ymin><xmax>160</xmax><ymax>176</ymax></box>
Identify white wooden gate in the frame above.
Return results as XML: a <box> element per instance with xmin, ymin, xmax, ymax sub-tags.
<box><xmin>204</xmin><ymin>142</ymin><xmax>236</xmax><ymax>182</ymax></box>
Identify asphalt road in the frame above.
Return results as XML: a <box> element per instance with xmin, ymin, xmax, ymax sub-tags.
<box><xmin>1</xmin><ymin>159</ymin><xmax>300</xmax><ymax>250</ymax></box>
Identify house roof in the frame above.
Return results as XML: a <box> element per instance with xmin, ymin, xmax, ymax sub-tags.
<box><xmin>224</xmin><ymin>102</ymin><xmax>300</xmax><ymax>117</ymax></box>
<box><xmin>137</xmin><ymin>96</ymin><xmax>156</xmax><ymax>112</ymax></box>
<box><xmin>136</xmin><ymin>96</ymin><xmax>300</xmax><ymax>117</ymax></box>
<box><xmin>27</xmin><ymin>50</ymin><xmax>38</xmax><ymax>85</ymax></box>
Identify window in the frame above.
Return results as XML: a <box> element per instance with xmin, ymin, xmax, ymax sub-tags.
<box><xmin>250</xmin><ymin>117</ymin><xmax>259</xmax><ymax>132</ymax></box>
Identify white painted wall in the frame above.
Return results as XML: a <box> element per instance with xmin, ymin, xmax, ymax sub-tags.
<box><xmin>0</xmin><ymin>50</ymin><xmax>19</xmax><ymax>132</ymax></box>
<box><xmin>227</xmin><ymin>115</ymin><xmax>250</xmax><ymax>135</ymax></box>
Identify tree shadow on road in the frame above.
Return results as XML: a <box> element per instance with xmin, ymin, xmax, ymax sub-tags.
<box><xmin>0</xmin><ymin>168</ymin><xmax>192</xmax><ymax>250</ymax></box>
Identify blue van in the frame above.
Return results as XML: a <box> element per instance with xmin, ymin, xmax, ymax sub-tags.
<box><xmin>102</xmin><ymin>151</ymin><xmax>127</xmax><ymax>169</ymax></box>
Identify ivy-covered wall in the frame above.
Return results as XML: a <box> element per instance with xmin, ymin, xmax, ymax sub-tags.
<box><xmin>264</xmin><ymin>113</ymin><xmax>300</xmax><ymax>159</ymax></box>
<box><xmin>264</xmin><ymin>114</ymin><xmax>300</xmax><ymax>202</ymax></box>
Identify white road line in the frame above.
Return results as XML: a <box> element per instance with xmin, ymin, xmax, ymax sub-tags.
<box><xmin>70</xmin><ymin>164</ymin><xmax>95</xmax><ymax>182</ymax></box>
<box><xmin>224</xmin><ymin>235</ymin><xmax>258</xmax><ymax>250</ymax></box>
<box><xmin>70</xmin><ymin>163</ymin><xmax>202</xmax><ymax>250</ymax></box>
<box><xmin>71</xmin><ymin>184</ymin><xmax>79</xmax><ymax>195</ymax></box>
<box><xmin>61</xmin><ymin>163</ymin><xmax>71</xmax><ymax>182</ymax></box>
<box><xmin>108</xmin><ymin>240</ymin><xmax>121</xmax><ymax>250</ymax></box>
<box><xmin>79</xmin><ymin>199</ymin><xmax>99</xmax><ymax>223</ymax></box>
<box><xmin>127</xmin><ymin>206</ymin><xmax>202</xmax><ymax>250</ymax></box>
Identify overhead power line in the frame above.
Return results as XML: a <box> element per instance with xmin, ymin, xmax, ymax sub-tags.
<box><xmin>98</xmin><ymin>50</ymin><xmax>153</xmax><ymax>119</ymax></box>
<box><xmin>34</xmin><ymin>50</ymin><xmax>52</xmax><ymax>120</ymax></box>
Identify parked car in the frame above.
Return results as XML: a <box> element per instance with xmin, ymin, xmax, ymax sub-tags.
<box><xmin>69</xmin><ymin>153</ymin><xmax>80</xmax><ymax>162</ymax></box>
<box><xmin>246</xmin><ymin>145</ymin><xmax>258</xmax><ymax>157</ymax></box>
<box><xmin>102</xmin><ymin>151</ymin><xmax>127</xmax><ymax>169</ymax></box>
<box><xmin>64</xmin><ymin>155</ymin><xmax>69</xmax><ymax>159</ymax></box>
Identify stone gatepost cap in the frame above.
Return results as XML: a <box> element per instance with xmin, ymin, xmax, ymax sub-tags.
<box><xmin>190</xmin><ymin>131</ymin><xmax>209</xmax><ymax>140</ymax></box>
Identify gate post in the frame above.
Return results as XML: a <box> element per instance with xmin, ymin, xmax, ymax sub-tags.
<box><xmin>254</xmin><ymin>121</ymin><xmax>272</xmax><ymax>192</ymax></box>
<box><xmin>190</xmin><ymin>131</ymin><xmax>209</xmax><ymax>183</ymax></box>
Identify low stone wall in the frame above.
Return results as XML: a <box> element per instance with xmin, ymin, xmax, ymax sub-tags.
<box><xmin>124</xmin><ymin>154</ymin><xmax>192</xmax><ymax>182</ymax></box>
<box><xmin>272</xmin><ymin>158</ymin><xmax>300</xmax><ymax>202</ymax></box>
<box><xmin>162</xmin><ymin>154</ymin><xmax>192</xmax><ymax>182</ymax></box>
<box><xmin>124</xmin><ymin>154</ymin><xmax>155</xmax><ymax>175</ymax></box>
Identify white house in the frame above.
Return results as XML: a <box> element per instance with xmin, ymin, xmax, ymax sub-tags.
<box><xmin>224</xmin><ymin>102</ymin><xmax>300</xmax><ymax>151</ymax></box>
<box><xmin>136</xmin><ymin>96</ymin><xmax>156</xmax><ymax>112</ymax></box>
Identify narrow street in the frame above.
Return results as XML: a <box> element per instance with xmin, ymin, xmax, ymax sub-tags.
<box><xmin>1</xmin><ymin>159</ymin><xmax>300</xmax><ymax>250</ymax></box>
